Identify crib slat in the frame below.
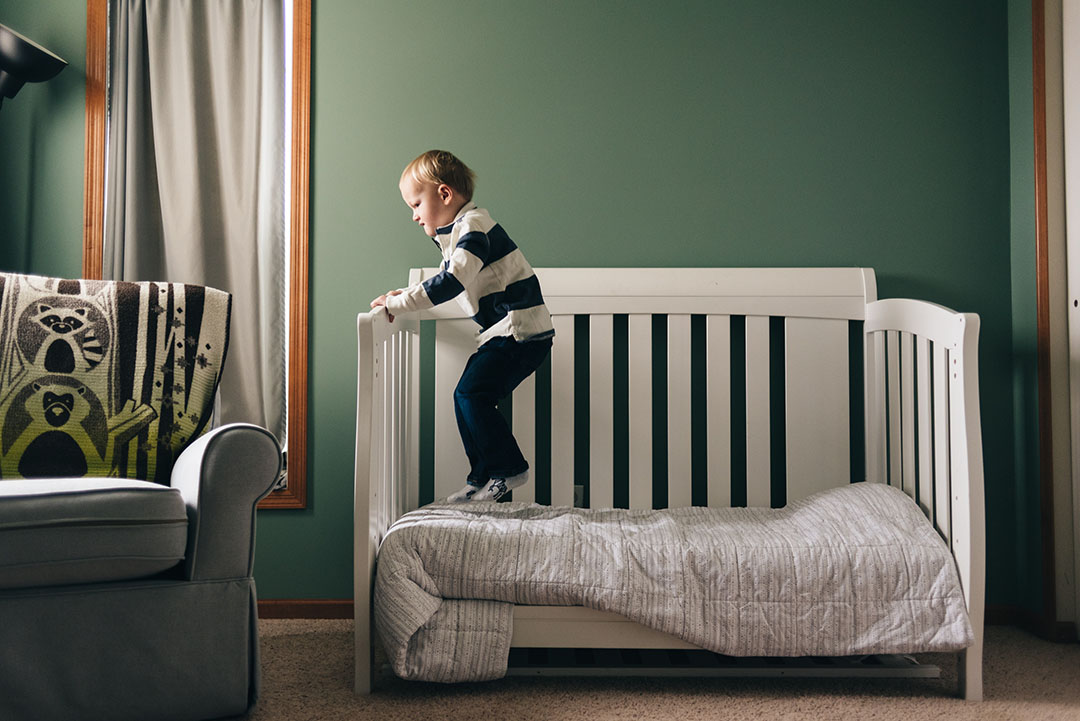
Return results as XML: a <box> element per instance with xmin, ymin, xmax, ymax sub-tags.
<box><xmin>395</xmin><ymin>333</ymin><xmax>408</xmax><ymax>518</ymax></box>
<box><xmin>628</xmin><ymin>314</ymin><xmax>653</xmax><ymax>509</ymax></box>
<box><xmin>745</xmin><ymin>316</ymin><xmax>771</xmax><ymax>507</ymax></box>
<box><xmin>389</xmin><ymin>333</ymin><xmax>401</xmax><ymax>519</ymax></box>
<box><xmin>433</xmin><ymin>319</ymin><xmax>475</xmax><ymax>500</ymax></box>
<box><xmin>901</xmin><ymin>333</ymin><xmax>916</xmax><ymax>500</ymax></box>
<box><xmin>933</xmin><ymin>344</ymin><xmax>951</xmax><ymax>542</ymax></box>
<box><xmin>550</xmin><ymin>315</ymin><xmax>576</xmax><ymax>507</ymax></box>
<box><xmin>784</xmin><ymin>318</ymin><xmax>849</xmax><ymax>503</ymax></box>
<box><xmin>864</xmin><ymin>330</ymin><xmax>887</xmax><ymax>483</ymax></box>
<box><xmin>667</xmin><ymin>315</ymin><xmax>693</xmax><ymax>508</ymax></box>
<box><xmin>407</xmin><ymin>330</ymin><xmax>420</xmax><ymax>512</ymax></box>
<box><xmin>513</xmin><ymin>372</ymin><xmax>537</xmax><ymax>505</ymax></box>
<box><xmin>886</xmin><ymin>331</ymin><xmax>901</xmax><ymax>489</ymax></box>
<box><xmin>706</xmin><ymin>315</ymin><xmax>731</xmax><ymax>507</ymax></box>
<box><xmin>384</xmin><ymin>335</ymin><xmax>394</xmax><ymax>521</ymax></box>
<box><xmin>375</xmin><ymin>339</ymin><xmax>387</xmax><ymax>531</ymax></box>
<box><xmin>590</xmin><ymin>315</ymin><xmax>615</xmax><ymax>509</ymax></box>
<box><xmin>916</xmin><ymin>336</ymin><xmax>933</xmax><ymax>518</ymax></box>
<box><xmin>396</xmin><ymin>333</ymin><xmax>408</xmax><ymax>518</ymax></box>
<box><xmin>383</xmin><ymin>338</ymin><xmax>395</xmax><ymax>530</ymax></box>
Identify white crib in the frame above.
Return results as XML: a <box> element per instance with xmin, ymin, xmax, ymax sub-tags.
<box><xmin>354</xmin><ymin>267</ymin><xmax>985</xmax><ymax>700</ymax></box>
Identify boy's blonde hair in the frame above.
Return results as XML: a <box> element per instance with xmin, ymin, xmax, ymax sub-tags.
<box><xmin>402</xmin><ymin>150</ymin><xmax>476</xmax><ymax>202</ymax></box>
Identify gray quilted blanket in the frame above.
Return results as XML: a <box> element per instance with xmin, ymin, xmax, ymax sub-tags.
<box><xmin>374</xmin><ymin>482</ymin><xmax>973</xmax><ymax>683</ymax></box>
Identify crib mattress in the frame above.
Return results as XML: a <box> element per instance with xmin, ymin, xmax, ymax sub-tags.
<box><xmin>374</xmin><ymin>481</ymin><xmax>973</xmax><ymax>683</ymax></box>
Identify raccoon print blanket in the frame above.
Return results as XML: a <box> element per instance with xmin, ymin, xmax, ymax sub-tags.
<box><xmin>0</xmin><ymin>272</ymin><xmax>230</xmax><ymax>484</ymax></box>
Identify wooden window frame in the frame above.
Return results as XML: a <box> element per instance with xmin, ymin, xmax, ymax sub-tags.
<box><xmin>82</xmin><ymin>0</ymin><xmax>311</xmax><ymax>509</ymax></box>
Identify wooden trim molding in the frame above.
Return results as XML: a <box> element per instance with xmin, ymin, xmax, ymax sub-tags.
<box><xmin>259</xmin><ymin>0</ymin><xmax>311</xmax><ymax>509</ymax></box>
<box><xmin>1031</xmin><ymin>0</ymin><xmax>1059</xmax><ymax>637</ymax></box>
<box><xmin>82</xmin><ymin>0</ymin><xmax>106</xmax><ymax>279</ymax></box>
<box><xmin>82</xmin><ymin>0</ymin><xmax>311</xmax><ymax>509</ymax></box>
<box><xmin>258</xmin><ymin>600</ymin><xmax>354</xmax><ymax>620</ymax></box>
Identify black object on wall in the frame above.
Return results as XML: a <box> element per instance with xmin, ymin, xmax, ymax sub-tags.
<box><xmin>0</xmin><ymin>22</ymin><xmax>67</xmax><ymax>111</ymax></box>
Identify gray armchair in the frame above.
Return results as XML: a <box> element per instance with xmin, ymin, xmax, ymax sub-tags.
<box><xmin>0</xmin><ymin>272</ymin><xmax>281</xmax><ymax>721</ymax></box>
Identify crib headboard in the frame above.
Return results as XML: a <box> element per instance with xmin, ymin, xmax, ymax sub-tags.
<box><xmin>354</xmin><ymin>266</ymin><xmax>986</xmax><ymax>694</ymax></box>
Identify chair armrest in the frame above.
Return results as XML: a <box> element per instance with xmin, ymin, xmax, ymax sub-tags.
<box><xmin>170</xmin><ymin>423</ymin><xmax>281</xmax><ymax>581</ymax></box>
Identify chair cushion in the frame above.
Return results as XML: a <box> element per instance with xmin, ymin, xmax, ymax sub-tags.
<box><xmin>0</xmin><ymin>272</ymin><xmax>230</xmax><ymax>484</ymax></box>
<box><xmin>0</xmin><ymin>478</ymin><xmax>188</xmax><ymax>589</ymax></box>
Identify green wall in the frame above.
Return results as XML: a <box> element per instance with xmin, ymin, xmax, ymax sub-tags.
<box><xmin>0</xmin><ymin>0</ymin><xmax>1037</xmax><ymax>609</ymax></box>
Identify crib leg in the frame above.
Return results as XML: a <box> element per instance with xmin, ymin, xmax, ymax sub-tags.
<box><xmin>959</xmin><ymin>643</ymin><xmax>983</xmax><ymax>701</ymax></box>
<box><xmin>354</xmin><ymin>607</ymin><xmax>376</xmax><ymax>694</ymax></box>
<box><xmin>355</xmin><ymin>642</ymin><xmax>375</xmax><ymax>694</ymax></box>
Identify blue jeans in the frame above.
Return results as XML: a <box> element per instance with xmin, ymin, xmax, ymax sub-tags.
<box><xmin>454</xmin><ymin>335</ymin><xmax>553</xmax><ymax>484</ymax></box>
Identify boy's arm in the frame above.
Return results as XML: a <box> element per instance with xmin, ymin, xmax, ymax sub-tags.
<box><xmin>380</xmin><ymin>282</ymin><xmax>433</xmax><ymax>316</ymax></box>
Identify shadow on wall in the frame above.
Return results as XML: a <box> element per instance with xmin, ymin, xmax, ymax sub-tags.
<box><xmin>0</xmin><ymin>39</ymin><xmax>80</xmax><ymax>275</ymax></box>
<box><xmin>1010</xmin><ymin>348</ymin><xmax>1044</xmax><ymax>614</ymax></box>
<box><xmin>0</xmin><ymin>110</ymin><xmax>31</xmax><ymax>271</ymax></box>
<box><xmin>0</xmin><ymin>115</ymin><xmax>38</xmax><ymax>272</ymax></box>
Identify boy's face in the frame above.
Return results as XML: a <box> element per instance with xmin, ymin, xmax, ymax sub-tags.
<box><xmin>399</xmin><ymin>177</ymin><xmax>460</xmax><ymax>238</ymax></box>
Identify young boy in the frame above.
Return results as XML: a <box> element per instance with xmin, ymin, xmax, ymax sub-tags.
<box><xmin>371</xmin><ymin>150</ymin><xmax>554</xmax><ymax>503</ymax></box>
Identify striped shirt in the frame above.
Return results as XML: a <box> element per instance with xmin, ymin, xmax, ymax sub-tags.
<box><xmin>385</xmin><ymin>203</ymin><xmax>554</xmax><ymax>346</ymax></box>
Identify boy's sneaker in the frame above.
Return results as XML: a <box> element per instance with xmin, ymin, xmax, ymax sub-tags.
<box><xmin>447</xmin><ymin>482</ymin><xmax>483</xmax><ymax>503</ymax></box>
<box><xmin>471</xmin><ymin>471</ymin><xmax>529</xmax><ymax>502</ymax></box>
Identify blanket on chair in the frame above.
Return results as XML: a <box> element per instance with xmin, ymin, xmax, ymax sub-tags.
<box><xmin>374</xmin><ymin>481</ymin><xmax>973</xmax><ymax>682</ymax></box>
<box><xmin>0</xmin><ymin>273</ymin><xmax>230</xmax><ymax>484</ymax></box>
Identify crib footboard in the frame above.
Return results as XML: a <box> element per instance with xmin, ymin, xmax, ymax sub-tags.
<box><xmin>354</xmin><ymin>307</ymin><xmax>419</xmax><ymax>694</ymax></box>
<box><xmin>864</xmin><ymin>298</ymin><xmax>985</xmax><ymax>701</ymax></box>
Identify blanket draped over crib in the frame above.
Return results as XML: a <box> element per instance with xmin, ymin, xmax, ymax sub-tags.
<box><xmin>374</xmin><ymin>482</ymin><xmax>973</xmax><ymax>683</ymax></box>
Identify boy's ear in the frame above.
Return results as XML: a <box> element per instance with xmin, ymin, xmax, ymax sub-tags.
<box><xmin>437</xmin><ymin>184</ymin><xmax>454</xmax><ymax>205</ymax></box>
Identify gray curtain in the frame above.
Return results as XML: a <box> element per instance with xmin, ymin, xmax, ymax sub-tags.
<box><xmin>104</xmin><ymin>0</ymin><xmax>287</xmax><ymax>451</ymax></box>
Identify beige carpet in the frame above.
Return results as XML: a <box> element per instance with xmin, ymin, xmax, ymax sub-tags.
<box><xmin>241</xmin><ymin>621</ymin><xmax>1079</xmax><ymax>721</ymax></box>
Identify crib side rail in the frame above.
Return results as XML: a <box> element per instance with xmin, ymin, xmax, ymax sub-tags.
<box><xmin>418</xmin><ymin>267</ymin><xmax>878</xmax><ymax>505</ymax></box>
<box><xmin>864</xmin><ymin>298</ymin><xmax>984</xmax><ymax>700</ymax></box>
<box><xmin>354</xmin><ymin>307</ymin><xmax>419</xmax><ymax>693</ymax></box>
